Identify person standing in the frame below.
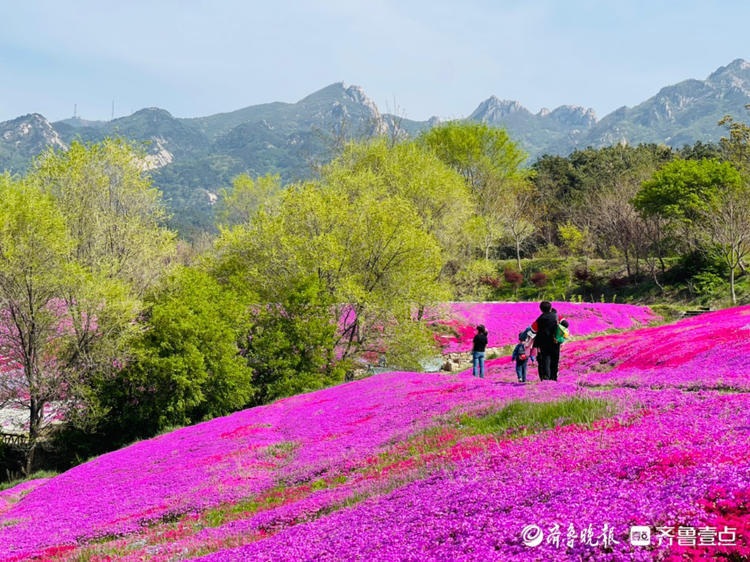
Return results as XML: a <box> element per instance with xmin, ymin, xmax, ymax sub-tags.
<box><xmin>531</xmin><ymin>301</ymin><xmax>560</xmax><ymax>381</ymax></box>
<box><xmin>511</xmin><ymin>331</ymin><xmax>534</xmax><ymax>383</ymax></box>
<box><xmin>472</xmin><ymin>324</ymin><xmax>488</xmax><ymax>378</ymax></box>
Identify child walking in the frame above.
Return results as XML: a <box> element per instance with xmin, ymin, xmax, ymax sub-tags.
<box><xmin>512</xmin><ymin>331</ymin><xmax>535</xmax><ymax>383</ymax></box>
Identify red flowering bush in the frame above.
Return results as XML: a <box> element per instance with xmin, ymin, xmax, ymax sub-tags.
<box><xmin>503</xmin><ymin>268</ymin><xmax>523</xmax><ymax>288</ymax></box>
<box><xmin>530</xmin><ymin>271</ymin><xmax>548</xmax><ymax>287</ymax></box>
<box><xmin>478</xmin><ymin>275</ymin><xmax>502</xmax><ymax>288</ymax></box>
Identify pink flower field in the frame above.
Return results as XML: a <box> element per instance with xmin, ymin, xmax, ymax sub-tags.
<box><xmin>435</xmin><ymin>301</ymin><xmax>659</xmax><ymax>352</ymax></box>
<box><xmin>0</xmin><ymin>306</ymin><xmax>749</xmax><ymax>561</ymax></box>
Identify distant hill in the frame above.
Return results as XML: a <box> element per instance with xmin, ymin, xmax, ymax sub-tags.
<box><xmin>1</xmin><ymin>60</ymin><xmax>749</xmax><ymax>236</ymax></box>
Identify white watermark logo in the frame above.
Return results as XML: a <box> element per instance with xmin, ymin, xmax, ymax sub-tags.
<box><xmin>521</xmin><ymin>524</ymin><xmax>544</xmax><ymax>547</ymax></box>
<box><xmin>521</xmin><ymin>523</ymin><xmax>738</xmax><ymax>550</ymax></box>
<box><xmin>630</xmin><ymin>526</ymin><xmax>651</xmax><ymax>546</ymax></box>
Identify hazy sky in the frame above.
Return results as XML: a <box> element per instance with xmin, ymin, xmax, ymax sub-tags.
<box><xmin>0</xmin><ymin>0</ymin><xmax>747</xmax><ymax>123</ymax></box>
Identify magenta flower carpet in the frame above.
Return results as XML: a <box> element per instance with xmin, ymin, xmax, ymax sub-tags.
<box><xmin>435</xmin><ymin>301</ymin><xmax>659</xmax><ymax>351</ymax></box>
<box><xmin>0</xmin><ymin>306</ymin><xmax>748</xmax><ymax>561</ymax></box>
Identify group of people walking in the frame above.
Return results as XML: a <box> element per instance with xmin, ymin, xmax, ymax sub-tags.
<box><xmin>471</xmin><ymin>301</ymin><xmax>569</xmax><ymax>382</ymax></box>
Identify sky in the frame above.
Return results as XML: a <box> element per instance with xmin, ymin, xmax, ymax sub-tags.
<box><xmin>0</xmin><ymin>0</ymin><xmax>747</xmax><ymax>123</ymax></box>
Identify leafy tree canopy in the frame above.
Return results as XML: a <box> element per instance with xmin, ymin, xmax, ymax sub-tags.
<box><xmin>418</xmin><ymin>121</ymin><xmax>526</xmax><ymax>189</ymax></box>
<box><xmin>634</xmin><ymin>158</ymin><xmax>743</xmax><ymax>223</ymax></box>
<box><xmin>215</xmin><ymin>172</ymin><xmax>282</xmax><ymax>228</ymax></box>
<box><xmin>28</xmin><ymin>138</ymin><xmax>175</xmax><ymax>292</ymax></box>
<box><xmin>101</xmin><ymin>266</ymin><xmax>254</xmax><ymax>435</ymax></box>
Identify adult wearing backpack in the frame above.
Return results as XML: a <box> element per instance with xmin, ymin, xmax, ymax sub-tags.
<box><xmin>531</xmin><ymin>301</ymin><xmax>561</xmax><ymax>381</ymax></box>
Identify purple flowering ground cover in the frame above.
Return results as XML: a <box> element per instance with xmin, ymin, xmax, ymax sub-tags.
<box><xmin>436</xmin><ymin>302</ymin><xmax>659</xmax><ymax>352</ymax></box>
<box><xmin>0</xmin><ymin>306</ymin><xmax>749</xmax><ymax>561</ymax></box>
<box><xmin>198</xmin><ymin>394</ymin><xmax>750</xmax><ymax>561</ymax></box>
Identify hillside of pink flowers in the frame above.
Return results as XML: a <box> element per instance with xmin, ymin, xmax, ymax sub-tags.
<box><xmin>435</xmin><ymin>302</ymin><xmax>659</xmax><ymax>351</ymax></box>
<box><xmin>0</xmin><ymin>306</ymin><xmax>748</xmax><ymax>561</ymax></box>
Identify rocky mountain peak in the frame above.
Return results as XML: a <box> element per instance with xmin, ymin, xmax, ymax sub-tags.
<box><xmin>711</xmin><ymin>58</ymin><xmax>750</xmax><ymax>75</ymax></box>
<box><xmin>0</xmin><ymin>113</ymin><xmax>66</xmax><ymax>150</ymax></box>
<box><xmin>469</xmin><ymin>96</ymin><xmax>529</xmax><ymax>122</ymax></box>
<box><xmin>344</xmin><ymin>85</ymin><xmax>383</xmax><ymax>121</ymax></box>
<box><xmin>706</xmin><ymin>58</ymin><xmax>750</xmax><ymax>93</ymax></box>
<box><xmin>548</xmin><ymin>105</ymin><xmax>597</xmax><ymax>127</ymax></box>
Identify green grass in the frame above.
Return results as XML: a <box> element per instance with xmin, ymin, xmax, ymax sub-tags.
<box><xmin>581</xmin><ymin>384</ymin><xmax>624</xmax><ymax>391</ymax></box>
<box><xmin>262</xmin><ymin>440</ymin><xmax>299</xmax><ymax>459</ymax></box>
<box><xmin>0</xmin><ymin>470</ymin><xmax>58</xmax><ymax>492</ymax></box>
<box><xmin>459</xmin><ymin>397</ymin><xmax>617</xmax><ymax>437</ymax></box>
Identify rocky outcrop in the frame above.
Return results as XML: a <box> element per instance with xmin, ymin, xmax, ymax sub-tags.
<box><xmin>0</xmin><ymin>113</ymin><xmax>66</xmax><ymax>150</ymax></box>
<box><xmin>469</xmin><ymin>96</ymin><xmax>530</xmax><ymax>122</ymax></box>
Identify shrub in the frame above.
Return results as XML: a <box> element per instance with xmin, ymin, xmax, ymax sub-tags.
<box><xmin>664</xmin><ymin>247</ymin><xmax>729</xmax><ymax>284</ymax></box>
<box><xmin>574</xmin><ymin>267</ymin><xmax>593</xmax><ymax>283</ymax></box>
<box><xmin>503</xmin><ymin>268</ymin><xmax>523</xmax><ymax>288</ymax></box>
<box><xmin>479</xmin><ymin>275</ymin><xmax>502</xmax><ymax>288</ymax></box>
<box><xmin>94</xmin><ymin>267</ymin><xmax>256</xmax><ymax>440</ymax></box>
<box><xmin>533</xmin><ymin>244</ymin><xmax>562</xmax><ymax>260</ymax></box>
<box><xmin>530</xmin><ymin>271</ymin><xmax>548</xmax><ymax>287</ymax></box>
<box><xmin>453</xmin><ymin>259</ymin><xmax>499</xmax><ymax>300</ymax></box>
<box><xmin>692</xmin><ymin>271</ymin><xmax>725</xmax><ymax>296</ymax></box>
<box><xmin>608</xmin><ymin>276</ymin><xmax>629</xmax><ymax>288</ymax></box>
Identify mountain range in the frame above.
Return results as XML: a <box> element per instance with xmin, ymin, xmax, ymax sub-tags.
<box><xmin>2</xmin><ymin>58</ymin><xmax>749</xmax><ymax>235</ymax></box>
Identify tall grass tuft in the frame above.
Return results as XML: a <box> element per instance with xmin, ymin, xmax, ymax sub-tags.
<box><xmin>460</xmin><ymin>397</ymin><xmax>616</xmax><ymax>437</ymax></box>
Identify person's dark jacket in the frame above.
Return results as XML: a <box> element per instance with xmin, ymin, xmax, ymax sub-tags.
<box><xmin>532</xmin><ymin>311</ymin><xmax>559</xmax><ymax>349</ymax></box>
<box><xmin>472</xmin><ymin>332</ymin><xmax>488</xmax><ymax>352</ymax></box>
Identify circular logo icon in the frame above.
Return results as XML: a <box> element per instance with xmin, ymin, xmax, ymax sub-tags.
<box><xmin>521</xmin><ymin>524</ymin><xmax>544</xmax><ymax>547</ymax></box>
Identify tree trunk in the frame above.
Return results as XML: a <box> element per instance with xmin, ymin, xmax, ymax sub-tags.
<box><xmin>650</xmin><ymin>261</ymin><xmax>664</xmax><ymax>292</ymax></box>
<box><xmin>25</xmin><ymin>398</ymin><xmax>40</xmax><ymax>476</ymax></box>
<box><xmin>730</xmin><ymin>266</ymin><xmax>737</xmax><ymax>305</ymax></box>
<box><xmin>515</xmin><ymin>237</ymin><xmax>521</xmax><ymax>271</ymax></box>
<box><xmin>24</xmin><ymin>442</ymin><xmax>37</xmax><ymax>476</ymax></box>
<box><xmin>624</xmin><ymin>248</ymin><xmax>631</xmax><ymax>277</ymax></box>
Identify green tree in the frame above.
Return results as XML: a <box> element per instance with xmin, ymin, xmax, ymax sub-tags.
<box><xmin>322</xmin><ymin>138</ymin><xmax>473</xmax><ymax>262</ymax></box>
<box><xmin>0</xmin><ymin>177</ymin><xmax>139</xmax><ymax>473</ymax></box>
<box><xmin>533</xmin><ymin>144</ymin><xmax>673</xmax><ymax>248</ymax></box>
<box><xmin>0</xmin><ymin>140</ymin><xmax>177</xmax><ymax>470</ymax></box>
<box><xmin>697</xmin><ymin>182</ymin><xmax>750</xmax><ymax>304</ymax></box>
<box><xmin>244</xmin><ymin>276</ymin><xmax>345</xmax><ymax>404</ymax></box>
<box><xmin>636</xmin><ymin>156</ymin><xmax>748</xmax><ymax>302</ymax></box>
<box><xmin>0</xmin><ymin>177</ymin><xmax>72</xmax><ymax>472</ymax></box>
<box><xmin>214</xmin><ymin>146</ymin><xmax>448</xmax><ymax>374</ymax></box>
<box><xmin>419</xmin><ymin>122</ymin><xmax>527</xmax><ymax>262</ymax></box>
<box><xmin>29</xmin><ymin>138</ymin><xmax>175</xmax><ymax>292</ymax></box>
<box><xmin>531</xmin><ymin>154</ymin><xmax>581</xmax><ymax>244</ymax></box>
<box><xmin>719</xmin><ymin>107</ymin><xmax>750</xmax><ymax>172</ymax></box>
<box><xmin>100</xmin><ymin>267</ymin><xmax>254</xmax><ymax>437</ymax></box>
<box><xmin>215</xmin><ymin>173</ymin><xmax>282</xmax><ymax>228</ymax></box>
<box><xmin>419</xmin><ymin>121</ymin><xmax>525</xmax><ymax>189</ymax></box>
<box><xmin>634</xmin><ymin>158</ymin><xmax>742</xmax><ymax>226</ymax></box>
<box><xmin>558</xmin><ymin>221</ymin><xmax>594</xmax><ymax>262</ymax></box>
